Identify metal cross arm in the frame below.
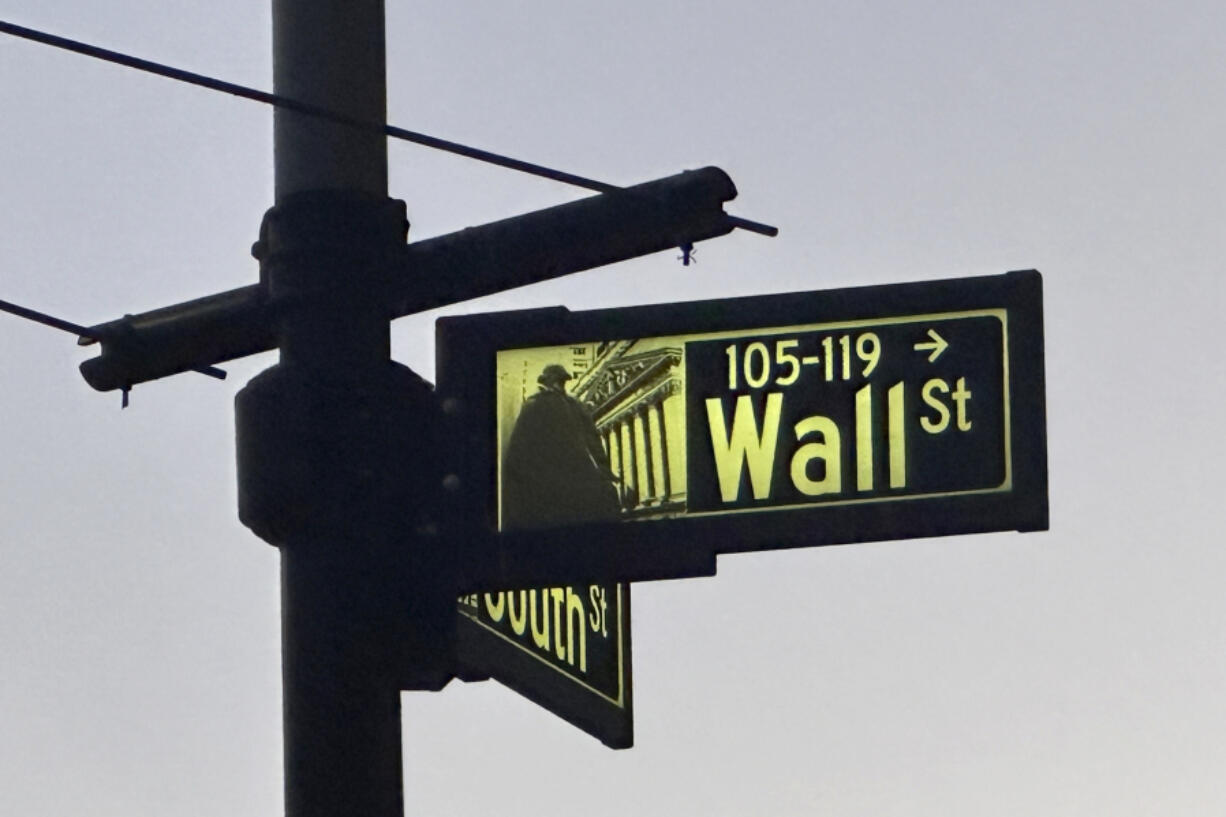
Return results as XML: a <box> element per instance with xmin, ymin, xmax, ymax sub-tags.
<box><xmin>79</xmin><ymin>166</ymin><xmax>759</xmax><ymax>392</ymax></box>
<box><xmin>387</xmin><ymin>166</ymin><xmax>746</xmax><ymax>316</ymax></box>
<box><xmin>75</xmin><ymin>287</ymin><xmax>267</xmax><ymax>387</ymax></box>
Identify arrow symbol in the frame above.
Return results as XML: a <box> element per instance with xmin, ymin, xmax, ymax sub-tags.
<box><xmin>913</xmin><ymin>329</ymin><xmax>948</xmax><ymax>363</ymax></box>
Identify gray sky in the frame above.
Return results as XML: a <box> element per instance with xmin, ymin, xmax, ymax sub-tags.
<box><xmin>2</xmin><ymin>1</ymin><xmax>1225</xmax><ymax>815</ymax></box>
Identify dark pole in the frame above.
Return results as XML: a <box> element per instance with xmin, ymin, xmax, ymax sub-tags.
<box><xmin>272</xmin><ymin>0</ymin><xmax>387</xmax><ymax>199</ymax></box>
<box><xmin>237</xmin><ymin>2</ymin><xmax>453</xmax><ymax>816</ymax></box>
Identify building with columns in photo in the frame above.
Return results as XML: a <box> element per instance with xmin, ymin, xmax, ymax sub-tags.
<box><xmin>571</xmin><ymin>339</ymin><xmax>687</xmax><ymax>519</ymax></box>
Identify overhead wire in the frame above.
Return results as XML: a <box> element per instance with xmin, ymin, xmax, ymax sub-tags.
<box><xmin>0</xmin><ymin>19</ymin><xmax>777</xmax><ymax>236</ymax></box>
<box><xmin>0</xmin><ymin>297</ymin><xmax>226</xmax><ymax>380</ymax></box>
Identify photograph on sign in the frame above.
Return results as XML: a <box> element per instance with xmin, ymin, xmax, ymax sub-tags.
<box><xmin>495</xmin><ymin>312</ymin><xmax>1010</xmax><ymax>530</ymax></box>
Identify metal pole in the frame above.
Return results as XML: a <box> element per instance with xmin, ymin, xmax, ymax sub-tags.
<box><xmin>273</xmin><ymin>0</ymin><xmax>387</xmax><ymax>199</ymax></box>
<box><xmin>238</xmin><ymin>3</ymin><xmax>454</xmax><ymax>816</ymax></box>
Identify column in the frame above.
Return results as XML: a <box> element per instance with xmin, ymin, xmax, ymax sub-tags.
<box><xmin>648</xmin><ymin>400</ymin><xmax>671</xmax><ymax>502</ymax></box>
<box><xmin>662</xmin><ymin>390</ymin><xmax>685</xmax><ymax>501</ymax></box>
<box><xmin>619</xmin><ymin>420</ymin><xmax>636</xmax><ymax>507</ymax></box>
<box><xmin>634</xmin><ymin>410</ymin><xmax>652</xmax><ymax>505</ymax></box>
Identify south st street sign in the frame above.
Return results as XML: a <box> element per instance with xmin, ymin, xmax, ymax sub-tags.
<box><xmin>456</xmin><ymin>582</ymin><xmax>632</xmax><ymax>748</ymax></box>
<box><xmin>438</xmin><ymin>269</ymin><xmax>1047</xmax><ymax>746</ymax></box>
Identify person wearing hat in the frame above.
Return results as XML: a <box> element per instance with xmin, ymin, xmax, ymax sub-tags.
<box><xmin>502</xmin><ymin>364</ymin><xmax>621</xmax><ymax>530</ymax></box>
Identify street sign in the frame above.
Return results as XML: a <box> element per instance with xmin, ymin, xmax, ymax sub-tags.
<box><xmin>438</xmin><ymin>269</ymin><xmax>1047</xmax><ymax>591</ymax></box>
<box><xmin>456</xmin><ymin>581</ymin><xmax>632</xmax><ymax>748</ymax></box>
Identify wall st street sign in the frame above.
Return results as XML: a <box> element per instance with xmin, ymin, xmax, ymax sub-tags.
<box><xmin>686</xmin><ymin>310</ymin><xmax>1005</xmax><ymax>512</ymax></box>
<box><xmin>439</xmin><ymin>269</ymin><xmax>1048</xmax><ymax>590</ymax></box>
<box><xmin>439</xmin><ymin>269</ymin><xmax>1046</xmax><ymax>747</ymax></box>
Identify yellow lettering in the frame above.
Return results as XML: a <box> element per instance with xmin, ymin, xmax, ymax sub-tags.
<box><xmin>529</xmin><ymin>589</ymin><xmax>550</xmax><ymax>650</ymax></box>
<box><xmin>953</xmin><ymin>377</ymin><xmax>972</xmax><ymax>431</ymax></box>
<box><xmin>790</xmin><ymin>414</ymin><xmax>841</xmax><ymax>496</ymax></box>
<box><xmin>705</xmin><ymin>393</ymin><xmax>783</xmax><ymax>502</ymax></box>
<box><xmin>551</xmin><ymin>588</ymin><xmax>567</xmax><ymax>659</ymax></box>
<box><xmin>484</xmin><ymin>592</ymin><xmax>505</xmax><ymax>622</ymax></box>
<box><xmin>856</xmin><ymin>385</ymin><xmax>872</xmax><ymax>491</ymax></box>
<box><xmin>588</xmin><ymin>585</ymin><xmax>602</xmax><ymax>633</ymax></box>
<box><xmin>566</xmin><ymin>587</ymin><xmax>587</xmax><ymax>672</ymax></box>
<box><xmin>921</xmin><ymin>378</ymin><xmax>950</xmax><ymax>434</ymax></box>
<box><xmin>600</xmin><ymin>587</ymin><xmax>609</xmax><ymax>637</ymax></box>
<box><xmin>507</xmin><ymin>590</ymin><xmax>528</xmax><ymax>636</ymax></box>
<box><xmin>888</xmin><ymin>382</ymin><xmax>906</xmax><ymax>488</ymax></box>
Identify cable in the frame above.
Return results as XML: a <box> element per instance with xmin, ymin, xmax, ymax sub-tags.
<box><xmin>0</xmin><ymin>19</ymin><xmax>776</xmax><ymax>235</ymax></box>
<box><xmin>0</xmin><ymin>297</ymin><xmax>226</xmax><ymax>381</ymax></box>
<box><xmin>0</xmin><ymin>20</ymin><xmax>614</xmax><ymax>188</ymax></box>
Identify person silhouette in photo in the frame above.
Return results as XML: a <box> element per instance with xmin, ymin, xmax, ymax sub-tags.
<box><xmin>502</xmin><ymin>364</ymin><xmax>621</xmax><ymax>530</ymax></box>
